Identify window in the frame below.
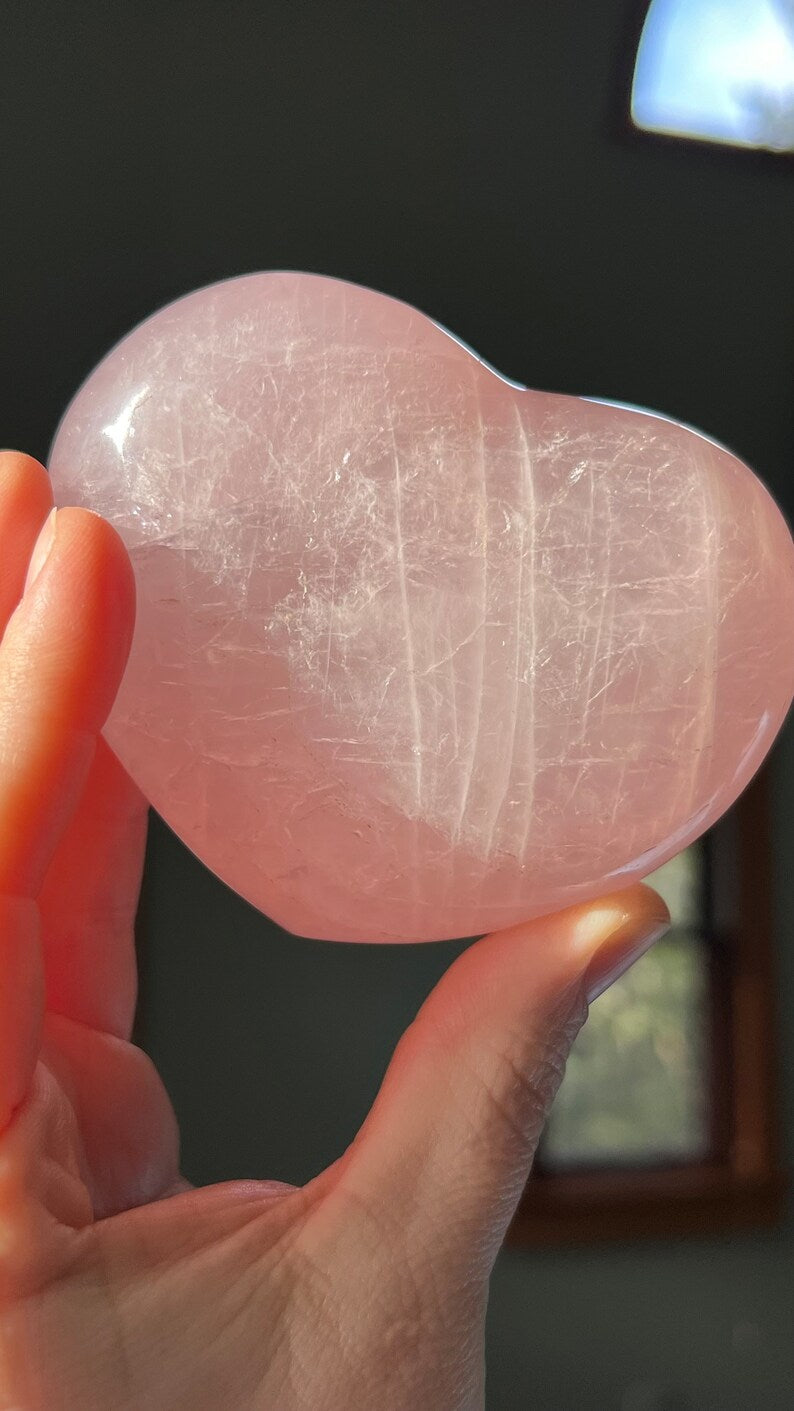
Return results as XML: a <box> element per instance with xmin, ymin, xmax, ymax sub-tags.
<box><xmin>510</xmin><ymin>765</ymin><xmax>786</xmax><ymax>1245</ymax></box>
<box><xmin>541</xmin><ymin>844</ymin><xmax>710</xmax><ymax>1171</ymax></box>
<box><xmin>628</xmin><ymin>0</ymin><xmax>794</xmax><ymax>154</ymax></box>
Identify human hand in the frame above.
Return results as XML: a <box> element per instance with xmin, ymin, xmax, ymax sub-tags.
<box><xmin>0</xmin><ymin>450</ymin><xmax>670</xmax><ymax>1411</ymax></box>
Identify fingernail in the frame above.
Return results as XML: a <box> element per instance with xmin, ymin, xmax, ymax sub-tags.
<box><xmin>23</xmin><ymin>509</ymin><xmax>57</xmax><ymax>595</ymax></box>
<box><xmin>575</xmin><ymin>898</ymin><xmax>671</xmax><ymax>1004</ymax></box>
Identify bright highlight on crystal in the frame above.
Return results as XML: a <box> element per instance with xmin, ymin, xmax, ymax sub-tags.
<box><xmin>48</xmin><ymin>272</ymin><xmax>794</xmax><ymax>941</ymax></box>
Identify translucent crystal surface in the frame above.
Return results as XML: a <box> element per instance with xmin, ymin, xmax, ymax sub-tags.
<box><xmin>48</xmin><ymin>273</ymin><xmax>794</xmax><ymax>941</ymax></box>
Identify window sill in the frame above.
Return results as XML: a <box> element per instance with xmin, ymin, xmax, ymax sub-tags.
<box><xmin>507</xmin><ymin>1163</ymin><xmax>788</xmax><ymax>1247</ymax></box>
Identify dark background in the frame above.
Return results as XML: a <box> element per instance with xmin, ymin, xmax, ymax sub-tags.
<box><xmin>3</xmin><ymin>2</ymin><xmax>794</xmax><ymax>1407</ymax></box>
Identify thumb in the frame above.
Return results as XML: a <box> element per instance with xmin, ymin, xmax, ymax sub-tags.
<box><xmin>324</xmin><ymin>884</ymin><xmax>670</xmax><ymax>1278</ymax></box>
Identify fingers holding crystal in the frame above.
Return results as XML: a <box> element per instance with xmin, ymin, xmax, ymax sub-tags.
<box><xmin>38</xmin><ymin>735</ymin><xmax>148</xmax><ymax>1040</ymax></box>
<box><xmin>0</xmin><ymin>491</ymin><xmax>135</xmax><ymax>1124</ymax></box>
<box><xmin>0</xmin><ymin>502</ymin><xmax>136</xmax><ymax>899</ymax></box>
<box><xmin>0</xmin><ymin>452</ymin><xmax>54</xmax><ymax>640</ymax></box>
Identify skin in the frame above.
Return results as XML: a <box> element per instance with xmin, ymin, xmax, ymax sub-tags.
<box><xmin>0</xmin><ymin>450</ymin><xmax>669</xmax><ymax>1410</ymax></box>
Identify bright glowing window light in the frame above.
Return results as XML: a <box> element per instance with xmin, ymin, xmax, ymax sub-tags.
<box><xmin>632</xmin><ymin>0</ymin><xmax>794</xmax><ymax>151</ymax></box>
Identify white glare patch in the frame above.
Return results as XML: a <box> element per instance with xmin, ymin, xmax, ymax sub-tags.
<box><xmin>632</xmin><ymin>0</ymin><xmax>794</xmax><ymax>152</ymax></box>
<box><xmin>102</xmin><ymin>385</ymin><xmax>151</xmax><ymax>455</ymax></box>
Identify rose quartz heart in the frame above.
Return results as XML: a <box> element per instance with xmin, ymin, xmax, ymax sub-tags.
<box><xmin>48</xmin><ymin>272</ymin><xmax>794</xmax><ymax>942</ymax></box>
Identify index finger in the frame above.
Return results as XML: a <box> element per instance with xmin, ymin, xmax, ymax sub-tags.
<box><xmin>0</xmin><ymin>472</ymin><xmax>135</xmax><ymax>1124</ymax></box>
<box><xmin>0</xmin><ymin>499</ymin><xmax>135</xmax><ymax>897</ymax></box>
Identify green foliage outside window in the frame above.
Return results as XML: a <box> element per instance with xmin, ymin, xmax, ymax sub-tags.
<box><xmin>541</xmin><ymin>844</ymin><xmax>711</xmax><ymax>1168</ymax></box>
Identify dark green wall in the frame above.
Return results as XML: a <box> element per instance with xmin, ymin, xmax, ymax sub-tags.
<box><xmin>3</xmin><ymin>2</ymin><xmax>793</xmax><ymax>1406</ymax></box>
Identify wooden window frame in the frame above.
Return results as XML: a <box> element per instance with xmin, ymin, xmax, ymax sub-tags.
<box><xmin>507</xmin><ymin>765</ymin><xmax>787</xmax><ymax>1246</ymax></box>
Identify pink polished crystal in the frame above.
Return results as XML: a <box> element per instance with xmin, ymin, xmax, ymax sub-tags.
<box><xmin>48</xmin><ymin>272</ymin><xmax>794</xmax><ymax>942</ymax></box>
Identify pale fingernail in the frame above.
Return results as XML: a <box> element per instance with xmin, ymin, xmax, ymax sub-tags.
<box><xmin>572</xmin><ymin>897</ymin><xmax>671</xmax><ymax>1004</ymax></box>
<box><xmin>23</xmin><ymin>509</ymin><xmax>57</xmax><ymax>595</ymax></box>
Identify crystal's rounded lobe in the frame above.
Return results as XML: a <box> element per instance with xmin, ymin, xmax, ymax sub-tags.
<box><xmin>48</xmin><ymin>272</ymin><xmax>794</xmax><ymax>941</ymax></box>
